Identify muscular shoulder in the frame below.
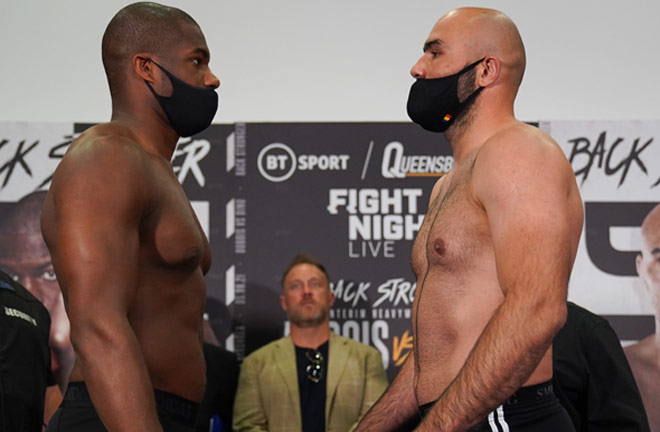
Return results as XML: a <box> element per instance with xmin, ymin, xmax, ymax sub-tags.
<box><xmin>475</xmin><ymin>123</ymin><xmax>571</xmax><ymax>179</ymax></box>
<box><xmin>57</xmin><ymin>125</ymin><xmax>151</xmax><ymax>182</ymax></box>
<box><xmin>48</xmin><ymin>125</ymin><xmax>158</xmax><ymax>213</ymax></box>
<box><xmin>471</xmin><ymin>123</ymin><xmax>580</xmax><ymax>212</ymax></box>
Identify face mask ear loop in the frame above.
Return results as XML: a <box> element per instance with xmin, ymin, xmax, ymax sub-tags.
<box><xmin>146</xmin><ymin>57</ymin><xmax>167</xmax><ymax>74</ymax></box>
<box><xmin>143</xmin><ymin>57</ymin><xmax>158</xmax><ymax>94</ymax></box>
<box><xmin>143</xmin><ymin>57</ymin><xmax>172</xmax><ymax>100</ymax></box>
<box><xmin>445</xmin><ymin>58</ymin><xmax>486</xmax><ymax>128</ymax></box>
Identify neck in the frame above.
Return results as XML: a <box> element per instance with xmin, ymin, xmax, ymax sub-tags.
<box><xmin>444</xmin><ymin>98</ymin><xmax>517</xmax><ymax>164</ymax></box>
<box><xmin>289</xmin><ymin>321</ymin><xmax>331</xmax><ymax>349</ymax></box>
<box><xmin>110</xmin><ymin>97</ymin><xmax>179</xmax><ymax>161</ymax></box>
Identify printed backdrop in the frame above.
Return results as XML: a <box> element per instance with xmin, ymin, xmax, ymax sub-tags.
<box><xmin>0</xmin><ymin>120</ymin><xmax>658</xmax><ymax>381</ymax></box>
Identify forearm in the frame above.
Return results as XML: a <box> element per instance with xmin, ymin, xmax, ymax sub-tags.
<box><xmin>355</xmin><ymin>352</ymin><xmax>418</xmax><ymax>432</ymax></box>
<box><xmin>72</xmin><ymin>318</ymin><xmax>162</xmax><ymax>431</ymax></box>
<box><xmin>419</xmin><ymin>298</ymin><xmax>565</xmax><ymax>431</ymax></box>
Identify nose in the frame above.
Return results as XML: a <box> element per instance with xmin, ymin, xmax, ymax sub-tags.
<box><xmin>19</xmin><ymin>277</ymin><xmax>41</xmax><ymax>300</ymax></box>
<box><xmin>17</xmin><ymin>276</ymin><xmax>31</xmax><ymax>290</ymax></box>
<box><xmin>410</xmin><ymin>57</ymin><xmax>426</xmax><ymax>79</ymax></box>
<box><xmin>205</xmin><ymin>69</ymin><xmax>220</xmax><ymax>89</ymax></box>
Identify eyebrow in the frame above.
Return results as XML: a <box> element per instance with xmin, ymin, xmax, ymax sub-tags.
<box><xmin>36</xmin><ymin>261</ymin><xmax>54</xmax><ymax>271</ymax></box>
<box><xmin>190</xmin><ymin>47</ymin><xmax>210</xmax><ymax>61</ymax></box>
<box><xmin>423</xmin><ymin>39</ymin><xmax>443</xmax><ymax>53</ymax></box>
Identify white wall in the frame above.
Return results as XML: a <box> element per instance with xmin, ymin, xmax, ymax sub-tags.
<box><xmin>1</xmin><ymin>0</ymin><xmax>658</xmax><ymax>124</ymax></box>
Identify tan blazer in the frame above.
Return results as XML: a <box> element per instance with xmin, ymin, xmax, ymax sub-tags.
<box><xmin>232</xmin><ymin>332</ymin><xmax>388</xmax><ymax>432</ymax></box>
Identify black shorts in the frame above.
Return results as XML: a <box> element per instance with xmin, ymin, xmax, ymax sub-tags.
<box><xmin>419</xmin><ymin>381</ymin><xmax>575</xmax><ymax>432</ymax></box>
<box><xmin>45</xmin><ymin>382</ymin><xmax>199</xmax><ymax>432</ymax></box>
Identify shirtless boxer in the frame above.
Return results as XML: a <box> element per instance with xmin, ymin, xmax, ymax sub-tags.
<box><xmin>41</xmin><ymin>3</ymin><xmax>219</xmax><ymax>431</ymax></box>
<box><xmin>356</xmin><ymin>8</ymin><xmax>583</xmax><ymax>431</ymax></box>
<box><xmin>625</xmin><ymin>202</ymin><xmax>660</xmax><ymax>431</ymax></box>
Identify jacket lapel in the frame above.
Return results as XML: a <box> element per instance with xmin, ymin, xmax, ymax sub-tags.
<box><xmin>325</xmin><ymin>332</ymin><xmax>350</xmax><ymax>422</ymax></box>
<box><xmin>274</xmin><ymin>336</ymin><xmax>302</xmax><ymax>430</ymax></box>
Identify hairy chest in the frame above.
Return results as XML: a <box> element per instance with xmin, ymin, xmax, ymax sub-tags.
<box><xmin>411</xmin><ymin>163</ymin><xmax>491</xmax><ymax>282</ymax></box>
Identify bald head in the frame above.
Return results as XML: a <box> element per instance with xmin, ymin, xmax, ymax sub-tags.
<box><xmin>640</xmin><ymin>203</ymin><xmax>660</xmax><ymax>253</ymax></box>
<box><xmin>435</xmin><ymin>7</ymin><xmax>526</xmax><ymax>89</ymax></box>
<box><xmin>637</xmin><ymin>204</ymin><xmax>660</xmax><ymax>307</ymax></box>
<box><xmin>101</xmin><ymin>2</ymin><xmax>199</xmax><ymax>94</ymax></box>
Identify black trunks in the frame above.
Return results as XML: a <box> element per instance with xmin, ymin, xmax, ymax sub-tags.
<box><xmin>46</xmin><ymin>382</ymin><xmax>199</xmax><ymax>432</ymax></box>
<box><xmin>419</xmin><ymin>381</ymin><xmax>575</xmax><ymax>432</ymax></box>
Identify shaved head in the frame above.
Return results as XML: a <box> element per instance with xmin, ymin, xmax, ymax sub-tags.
<box><xmin>640</xmin><ymin>203</ymin><xmax>660</xmax><ymax>265</ymax></box>
<box><xmin>641</xmin><ymin>203</ymin><xmax>660</xmax><ymax>241</ymax></box>
<box><xmin>637</xmin><ymin>203</ymin><xmax>660</xmax><ymax>310</ymax></box>
<box><xmin>436</xmin><ymin>7</ymin><xmax>526</xmax><ymax>89</ymax></box>
<box><xmin>101</xmin><ymin>2</ymin><xmax>199</xmax><ymax>93</ymax></box>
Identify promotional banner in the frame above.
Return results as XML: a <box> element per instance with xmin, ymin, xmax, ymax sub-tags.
<box><xmin>540</xmin><ymin>120</ymin><xmax>659</xmax><ymax>340</ymax></box>
<box><xmin>221</xmin><ymin>123</ymin><xmax>449</xmax><ymax>379</ymax></box>
<box><xmin>0</xmin><ymin>123</ymin><xmax>78</xmax><ymax>389</ymax></box>
<box><xmin>1</xmin><ymin>120</ymin><xmax>658</xmax><ymax>385</ymax></box>
<box><xmin>540</xmin><ymin>120</ymin><xmax>660</xmax><ymax>427</ymax></box>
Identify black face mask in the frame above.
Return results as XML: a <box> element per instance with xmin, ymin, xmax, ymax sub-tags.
<box><xmin>406</xmin><ymin>58</ymin><xmax>484</xmax><ymax>133</ymax></box>
<box><xmin>144</xmin><ymin>58</ymin><xmax>218</xmax><ymax>137</ymax></box>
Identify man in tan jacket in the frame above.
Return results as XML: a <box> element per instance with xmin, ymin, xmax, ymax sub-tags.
<box><xmin>233</xmin><ymin>254</ymin><xmax>388</xmax><ymax>432</ymax></box>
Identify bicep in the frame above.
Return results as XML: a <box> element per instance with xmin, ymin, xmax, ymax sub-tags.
<box><xmin>50</xmin><ymin>152</ymin><xmax>147</xmax><ymax>320</ymax></box>
<box><xmin>474</xmin><ymin>140</ymin><xmax>581</xmax><ymax>300</ymax></box>
<box><xmin>56</xmin><ymin>211</ymin><xmax>140</xmax><ymax>318</ymax></box>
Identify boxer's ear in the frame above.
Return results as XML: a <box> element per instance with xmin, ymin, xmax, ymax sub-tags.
<box><xmin>133</xmin><ymin>54</ymin><xmax>155</xmax><ymax>83</ymax></box>
<box><xmin>477</xmin><ymin>56</ymin><xmax>500</xmax><ymax>87</ymax></box>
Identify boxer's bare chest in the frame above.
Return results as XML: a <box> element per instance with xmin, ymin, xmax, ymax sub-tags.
<box><xmin>142</xmin><ymin>161</ymin><xmax>211</xmax><ymax>275</ymax></box>
<box><xmin>411</xmin><ymin>153</ymin><xmax>492</xmax><ymax>323</ymax></box>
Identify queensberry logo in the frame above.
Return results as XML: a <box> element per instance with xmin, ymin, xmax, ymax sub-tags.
<box><xmin>381</xmin><ymin>141</ymin><xmax>453</xmax><ymax>179</ymax></box>
<box><xmin>257</xmin><ymin>142</ymin><xmax>350</xmax><ymax>182</ymax></box>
